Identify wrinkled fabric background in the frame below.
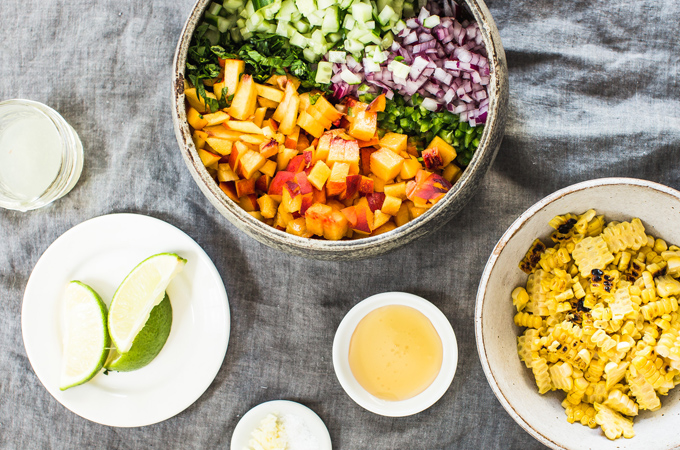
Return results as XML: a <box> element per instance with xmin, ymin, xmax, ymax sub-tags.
<box><xmin>1</xmin><ymin>0</ymin><xmax>679</xmax><ymax>448</ymax></box>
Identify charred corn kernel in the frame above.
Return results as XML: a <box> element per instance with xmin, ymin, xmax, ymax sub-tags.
<box><xmin>512</xmin><ymin>286</ymin><xmax>529</xmax><ymax>312</ymax></box>
<box><xmin>641</xmin><ymin>297</ymin><xmax>678</xmax><ymax>321</ymax></box>
<box><xmin>641</xmin><ymin>288</ymin><xmax>657</xmax><ymax>304</ymax></box>
<box><xmin>514</xmin><ymin>312</ymin><xmax>543</xmax><ymax>329</ymax></box>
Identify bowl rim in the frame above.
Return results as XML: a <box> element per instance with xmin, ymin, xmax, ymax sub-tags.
<box><xmin>474</xmin><ymin>177</ymin><xmax>680</xmax><ymax>450</ymax></box>
<box><xmin>332</xmin><ymin>291</ymin><xmax>458</xmax><ymax>417</ymax></box>
<box><xmin>171</xmin><ymin>0</ymin><xmax>508</xmax><ymax>258</ymax></box>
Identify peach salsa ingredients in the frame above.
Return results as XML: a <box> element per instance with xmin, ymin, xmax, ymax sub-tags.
<box><xmin>183</xmin><ymin>0</ymin><xmax>488</xmax><ymax>240</ymax></box>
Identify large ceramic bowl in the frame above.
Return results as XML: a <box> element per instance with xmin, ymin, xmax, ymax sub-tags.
<box><xmin>475</xmin><ymin>178</ymin><xmax>680</xmax><ymax>449</ymax></box>
<box><xmin>172</xmin><ymin>0</ymin><xmax>508</xmax><ymax>260</ymax></box>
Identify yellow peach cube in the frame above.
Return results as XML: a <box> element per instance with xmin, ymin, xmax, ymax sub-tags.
<box><xmin>426</xmin><ymin>136</ymin><xmax>457</xmax><ymax>167</ymax></box>
<box><xmin>370</xmin><ymin>148</ymin><xmax>404</xmax><ymax>181</ymax></box>
<box><xmin>381</xmin><ymin>195</ymin><xmax>402</xmax><ymax>216</ymax></box>
<box><xmin>307</xmin><ymin>161</ymin><xmax>331</xmax><ymax>190</ymax></box>
<box><xmin>442</xmin><ymin>163</ymin><xmax>462</xmax><ymax>183</ymax></box>
<box><xmin>384</xmin><ymin>182</ymin><xmax>407</xmax><ymax>200</ymax></box>
<box><xmin>260</xmin><ymin>160</ymin><xmax>277</xmax><ymax>178</ymax></box>
<box><xmin>379</xmin><ymin>132</ymin><xmax>408</xmax><ymax>153</ymax></box>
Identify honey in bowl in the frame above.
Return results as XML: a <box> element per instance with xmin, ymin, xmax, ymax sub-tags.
<box><xmin>348</xmin><ymin>305</ymin><xmax>443</xmax><ymax>401</ymax></box>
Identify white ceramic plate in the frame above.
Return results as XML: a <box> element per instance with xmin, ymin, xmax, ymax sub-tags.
<box><xmin>333</xmin><ymin>292</ymin><xmax>458</xmax><ymax>417</ymax></box>
<box><xmin>21</xmin><ymin>213</ymin><xmax>230</xmax><ymax>427</ymax></box>
<box><xmin>230</xmin><ymin>400</ymin><xmax>332</xmax><ymax>450</ymax></box>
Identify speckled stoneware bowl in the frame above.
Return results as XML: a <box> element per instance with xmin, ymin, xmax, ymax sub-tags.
<box><xmin>172</xmin><ymin>0</ymin><xmax>508</xmax><ymax>260</ymax></box>
<box><xmin>475</xmin><ymin>178</ymin><xmax>680</xmax><ymax>450</ymax></box>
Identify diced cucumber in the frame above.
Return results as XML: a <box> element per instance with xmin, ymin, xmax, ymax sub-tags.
<box><xmin>358</xmin><ymin>30</ymin><xmax>380</xmax><ymax>45</ymax></box>
<box><xmin>344</xmin><ymin>39</ymin><xmax>364</xmax><ymax>54</ymax></box>
<box><xmin>275</xmin><ymin>20</ymin><xmax>294</xmax><ymax>37</ymax></box>
<box><xmin>293</xmin><ymin>19</ymin><xmax>310</xmax><ymax>33</ymax></box>
<box><xmin>216</xmin><ymin>16</ymin><xmax>233</xmax><ymax>32</ymax></box>
<box><xmin>340</xmin><ymin>69</ymin><xmax>362</xmax><ymax>85</ymax></box>
<box><xmin>328</xmin><ymin>50</ymin><xmax>347</xmax><ymax>63</ymax></box>
<box><xmin>343</xmin><ymin>14</ymin><xmax>355</xmax><ymax>30</ymax></box>
<box><xmin>339</xmin><ymin>0</ymin><xmax>354</xmax><ymax>9</ymax></box>
<box><xmin>363</xmin><ymin>58</ymin><xmax>381</xmax><ymax>73</ymax></box>
<box><xmin>265</xmin><ymin>22</ymin><xmax>277</xmax><ymax>33</ymax></box>
<box><xmin>357</xmin><ymin>84</ymin><xmax>371</xmax><ymax>94</ymax></box>
<box><xmin>402</xmin><ymin>2</ymin><xmax>414</xmax><ymax>18</ymax></box>
<box><xmin>373</xmin><ymin>47</ymin><xmax>388</xmax><ymax>63</ymax></box>
<box><xmin>203</xmin><ymin>12</ymin><xmax>220</xmax><ymax>27</ymax></box>
<box><xmin>351</xmin><ymin>2</ymin><xmax>373</xmax><ymax>22</ymax></box>
<box><xmin>208</xmin><ymin>2</ymin><xmax>223</xmax><ymax>15</ymax></box>
<box><xmin>388</xmin><ymin>60</ymin><xmax>410</xmax><ymax>79</ymax></box>
<box><xmin>308</xmin><ymin>10</ymin><xmax>324</xmax><ymax>26</ymax></box>
<box><xmin>236</xmin><ymin>18</ymin><xmax>246</xmax><ymax>28</ymax></box>
<box><xmin>204</xmin><ymin>24</ymin><xmax>221</xmax><ymax>45</ymax></box>
<box><xmin>316</xmin><ymin>0</ymin><xmax>335</xmax><ymax>9</ymax></box>
<box><xmin>230</xmin><ymin>27</ymin><xmax>243</xmax><ymax>42</ymax></box>
<box><xmin>275</xmin><ymin>0</ymin><xmax>298</xmax><ymax>20</ymax></box>
<box><xmin>321</xmin><ymin>6</ymin><xmax>339</xmax><ymax>33</ymax></box>
<box><xmin>423</xmin><ymin>15</ymin><xmax>440</xmax><ymax>28</ymax></box>
<box><xmin>245</xmin><ymin>11</ymin><xmax>264</xmax><ymax>31</ymax></box>
<box><xmin>392</xmin><ymin>19</ymin><xmax>406</xmax><ymax>34</ymax></box>
<box><xmin>327</xmin><ymin>32</ymin><xmax>342</xmax><ymax>43</ymax></box>
<box><xmin>295</xmin><ymin>0</ymin><xmax>316</xmax><ymax>17</ymax></box>
<box><xmin>377</xmin><ymin>4</ymin><xmax>396</xmax><ymax>25</ymax></box>
<box><xmin>380</xmin><ymin>30</ymin><xmax>393</xmax><ymax>49</ymax></box>
<box><xmin>310</xmin><ymin>29</ymin><xmax>327</xmax><ymax>54</ymax></box>
<box><xmin>365</xmin><ymin>21</ymin><xmax>375</xmax><ymax>29</ymax></box>
<box><xmin>241</xmin><ymin>0</ymin><xmax>255</xmax><ymax>18</ymax></box>
<box><xmin>289</xmin><ymin>30</ymin><xmax>308</xmax><ymax>48</ymax></box>
<box><xmin>258</xmin><ymin>0</ymin><xmax>282</xmax><ymax>19</ymax></box>
<box><xmin>240</xmin><ymin>27</ymin><xmax>253</xmax><ymax>40</ymax></box>
<box><xmin>223</xmin><ymin>0</ymin><xmax>245</xmax><ymax>13</ymax></box>
<box><xmin>391</xmin><ymin>0</ymin><xmax>404</xmax><ymax>17</ymax></box>
<box><xmin>303</xmin><ymin>48</ymin><xmax>317</xmax><ymax>62</ymax></box>
<box><xmin>316</xmin><ymin>61</ymin><xmax>333</xmax><ymax>84</ymax></box>
<box><xmin>376</xmin><ymin>0</ymin><xmax>388</xmax><ymax>13</ymax></box>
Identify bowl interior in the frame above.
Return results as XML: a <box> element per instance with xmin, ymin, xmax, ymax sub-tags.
<box><xmin>172</xmin><ymin>0</ymin><xmax>508</xmax><ymax>260</ymax></box>
<box><xmin>477</xmin><ymin>179</ymin><xmax>680</xmax><ymax>450</ymax></box>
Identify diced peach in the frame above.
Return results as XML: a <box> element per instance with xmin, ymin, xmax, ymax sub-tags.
<box><xmin>198</xmin><ymin>149</ymin><xmax>221</xmax><ymax>168</ymax></box>
<box><xmin>370</xmin><ymin>148</ymin><xmax>404</xmax><ymax>181</ymax></box>
<box><xmin>315</xmin><ymin>133</ymin><xmax>332</xmax><ymax>162</ymax></box>
<box><xmin>257</xmin><ymin>97</ymin><xmax>279</xmax><ymax>109</ymax></box>
<box><xmin>259</xmin><ymin>139</ymin><xmax>279</xmax><ymax>159</ymax></box>
<box><xmin>219</xmin><ymin>181</ymin><xmax>239</xmax><ymax>202</ymax></box>
<box><xmin>286</xmin><ymin>217</ymin><xmax>311</xmax><ymax>237</ymax></box>
<box><xmin>341</xmin><ymin>174</ymin><xmax>362</xmax><ymax>200</ymax></box>
<box><xmin>371</xmin><ymin>221</ymin><xmax>397</xmax><ymax>236</ymax></box>
<box><xmin>426</xmin><ymin>136</ymin><xmax>457</xmax><ymax>167</ymax></box>
<box><xmin>348</xmin><ymin>111</ymin><xmax>377</xmax><ymax>141</ymax></box>
<box><xmin>442</xmin><ymin>163</ymin><xmax>462</xmax><ymax>183</ymax></box>
<box><xmin>293</xmin><ymin>172</ymin><xmax>313</xmax><ymax>195</ymax></box>
<box><xmin>223</xmin><ymin>59</ymin><xmax>245</xmax><ymax>100</ymax></box>
<box><xmin>326</xmin><ymin>162</ymin><xmax>350</xmax><ymax>197</ymax></box>
<box><xmin>239</xmin><ymin>150</ymin><xmax>267</xmax><ymax>179</ymax></box>
<box><xmin>314</xmin><ymin>95</ymin><xmax>343</xmax><ymax>122</ymax></box>
<box><xmin>227</xmin><ymin>74</ymin><xmax>257</xmax><ymax>120</ymax></box>
<box><xmin>239</xmin><ymin>194</ymin><xmax>259</xmax><ymax>212</ymax></box>
<box><xmin>224</xmin><ymin>120</ymin><xmax>262</xmax><ymax>134</ymax></box>
<box><xmin>272</xmin><ymin>82</ymin><xmax>296</xmax><ymax>123</ymax></box>
<box><xmin>285</xmin><ymin>126</ymin><xmax>301</xmax><ymax>149</ymax></box>
<box><xmin>185</xmin><ymin>87</ymin><xmax>215</xmax><ymax>114</ymax></box>
<box><xmin>365</xmin><ymin>192</ymin><xmax>385</xmax><ymax>212</ymax></box>
<box><xmin>217</xmin><ymin>163</ymin><xmax>239</xmax><ymax>182</ymax></box>
<box><xmin>279</xmin><ymin>93</ymin><xmax>300</xmax><ymax>135</ymax></box>
<box><xmin>257</xmin><ymin>194</ymin><xmax>279</xmax><ymax>219</ymax></box>
<box><xmin>206</xmin><ymin>137</ymin><xmax>233</xmax><ymax>156</ymax></box>
<box><xmin>205</xmin><ymin>125</ymin><xmax>242</xmax><ymax>140</ymax></box>
<box><xmin>323</xmin><ymin>210</ymin><xmax>349</xmax><ymax>240</ymax></box>
<box><xmin>298</xmin><ymin>92</ymin><xmax>312</xmax><ymax>113</ymax></box>
<box><xmin>360</xmin><ymin>147</ymin><xmax>376</xmax><ymax>175</ymax></box>
<box><xmin>297</xmin><ymin>111</ymin><xmax>324</xmax><ymax>138</ymax></box>
<box><xmin>187</xmin><ymin>107</ymin><xmax>208</xmax><ymax>129</ymax></box>
<box><xmin>305</xmin><ymin>203</ymin><xmax>332</xmax><ymax>237</ymax></box>
<box><xmin>248</xmin><ymin>211</ymin><xmax>264</xmax><ymax>221</ymax></box>
<box><xmin>422</xmin><ymin>147</ymin><xmax>443</xmax><ymax>170</ymax></box>
<box><xmin>235</xmin><ymin>178</ymin><xmax>256</xmax><ymax>197</ymax></box>
<box><xmin>268</xmin><ymin>171</ymin><xmax>295</xmax><ymax>195</ymax></box>
<box><xmin>282</xmin><ymin>182</ymin><xmax>303</xmax><ymax>212</ymax></box>
<box><xmin>384</xmin><ymin>182</ymin><xmax>407</xmax><ymax>200</ymax></box>
<box><xmin>253</xmin><ymin>107</ymin><xmax>267</xmax><ymax>128</ymax></box>
<box><xmin>300</xmin><ymin>194</ymin><xmax>314</xmax><ymax>215</ymax></box>
<box><xmin>307</xmin><ymin>161</ymin><xmax>331</xmax><ymax>190</ymax></box>
<box><xmin>358</xmin><ymin>176</ymin><xmax>374</xmax><ymax>195</ymax></box>
<box><xmin>340</xmin><ymin>206</ymin><xmax>357</xmax><ymax>227</ymax></box>
<box><xmin>296</xmin><ymin>133</ymin><xmax>310</xmax><ymax>152</ymax></box>
<box><xmin>255</xmin><ymin>174</ymin><xmax>270</xmax><ymax>192</ymax></box>
<box><xmin>406</xmin><ymin>170</ymin><xmax>452</xmax><ymax>204</ymax></box>
<box><xmin>307</xmin><ymin>105</ymin><xmax>333</xmax><ymax>129</ymax></box>
<box><xmin>400</xmin><ymin>157</ymin><xmax>422</xmax><ymax>179</ymax></box>
<box><xmin>255</xmin><ymin>83</ymin><xmax>284</xmax><ymax>103</ymax></box>
<box><xmin>277</xmin><ymin>147</ymin><xmax>298</xmax><ymax>171</ymax></box>
<box><xmin>379</xmin><ymin>132</ymin><xmax>408</xmax><ymax>154</ymax></box>
<box><xmin>286</xmin><ymin>155</ymin><xmax>307</xmax><ymax>173</ymax></box>
<box><xmin>381</xmin><ymin>195</ymin><xmax>402</xmax><ymax>216</ymax></box>
<box><xmin>203</xmin><ymin>111</ymin><xmax>230</xmax><ymax>127</ymax></box>
<box><xmin>408</xmin><ymin>202</ymin><xmax>428</xmax><ymax>219</ymax></box>
<box><xmin>367</xmin><ymin>94</ymin><xmax>386</xmax><ymax>113</ymax></box>
<box><xmin>213</xmin><ymin>81</ymin><xmax>226</xmax><ymax>100</ymax></box>
<box><xmin>373</xmin><ymin>210</ymin><xmax>391</xmax><ymax>230</ymax></box>
<box><xmin>312</xmin><ymin>187</ymin><xmax>326</xmax><ymax>205</ymax></box>
<box><xmin>352</xmin><ymin>198</ymin><xmax>374</xmax><ymax>234</ymax></box>
<box><xmin>261</xmin><ymin>159</ymin><xmax>277</xmax><ymax>178</ymax></box>
<box><xmin>192</xmin><ymin>130</ymin><xmax>208</xmax><ymax>149</ymax></box>
<box><xmin>274</xmin><ymin>203</ymin><xmax>294</xmax><ymax>228</ymax></box>
<box><xmin>395</xmin><ymin>203</ymin><xmax>410</xmax><ymax>226</ymax></box>
<box><xmin>357</xmin><ymin>136</ymin><xmax>379</xmax><ymax>148</ymax></box>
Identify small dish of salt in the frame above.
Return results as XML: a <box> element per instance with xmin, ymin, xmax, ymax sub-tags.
<box><xmin>230</xmin><ymin>400</ymin><xmax>332</xmax><ymax>450</ymax></box>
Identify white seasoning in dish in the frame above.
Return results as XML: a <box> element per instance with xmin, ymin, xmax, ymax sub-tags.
<box><xmin>247</xmin><ymin>413</ymin><xmax>286</xmax><ymax>450</ymax></box>
<box><xmin>281</xmin><ymin>413</ymin><xmax>319</xmax><ymax>450</ymax></box>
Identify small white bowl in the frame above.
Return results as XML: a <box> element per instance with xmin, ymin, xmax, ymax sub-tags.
<box><xmin>476</xmin><ymin>177</ymin><xmax>680</xmax><ymax>449</ymax></box>
<box><xmin>230</xmin><ymin>400</ymin><xmax>332</xmax><ymax>450</ymax></box>
<box><xmin>333</xmin><ymin>292</ymin><xmax>458</xmax><ymax>417</ymax></box>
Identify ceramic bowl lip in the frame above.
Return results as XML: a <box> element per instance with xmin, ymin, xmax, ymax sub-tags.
<box><xmin>474</xmin><ymin>177</ymin><xmax>680</xmax><ymax>450</ymax></box>
<box><xmin>332</xmin><ymin>291</ymin><xmax>458</xmax><ymax>417</ymax></box>
<box><xmin>171</xmin><ymin>0</ymin><xmax>507</xmax><ymax>257</ymax></box>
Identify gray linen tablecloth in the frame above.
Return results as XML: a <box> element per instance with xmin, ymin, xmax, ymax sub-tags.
<box><xmin>1</xmin><ymin>0</ymin><xmax>679</xmax><ymax>448</ymax></box>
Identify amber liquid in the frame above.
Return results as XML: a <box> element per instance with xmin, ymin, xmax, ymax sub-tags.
<box><xmin>348</xmin><ymin>305</ymin><xmax>443</xmax><ymax>401</ymax></box>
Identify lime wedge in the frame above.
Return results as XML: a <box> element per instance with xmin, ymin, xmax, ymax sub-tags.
<box><xmin>59</xmin><ymin>281</ymin><xmax>110</xmax><ymax>390</ymax></box>
<box><xmin>105</xmin><ymin>293</ymin><xmax>173</xmax><ymax>372</ymax></box>
<box><xmin>108</xmin><ymin>253</ymin><xmax>186</xmax><ymax>353</ymax></box>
